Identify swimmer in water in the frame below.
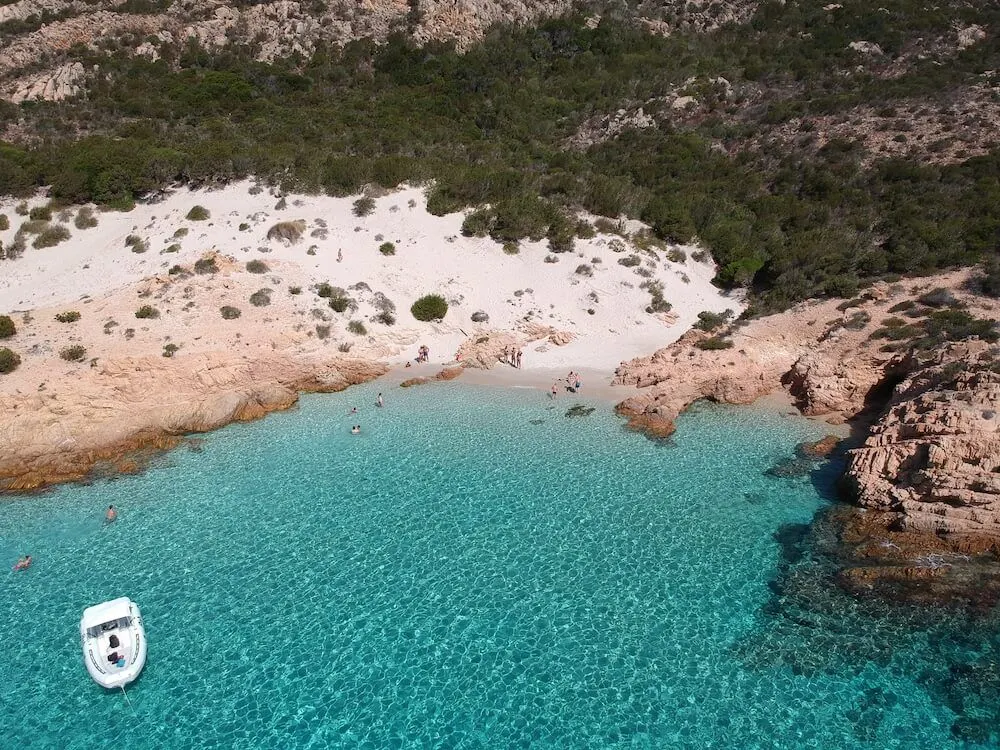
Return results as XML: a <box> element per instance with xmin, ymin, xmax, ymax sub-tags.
<box><xmin>12</xmin><ymin>554</ymin><xmax>31</xmax><ymax>571</ymax></box>
<box><xmin>376</xmin><ymin>393</ymin><xmax>384</xmax><ymax>408</ymax></box>
<box><xmin>351</xmin><ymin>425</ymin><xmax>361</xmax><ymax>435</ymax></box>
<box><xmin>348</xmin><ymin>407</ymin><xmax>358</xmax><ymax>416</ymax></box>
<box><xmin>105</xmin><ymin>504</ymin><xmax>118</xmax><ymax>524</ymax></box>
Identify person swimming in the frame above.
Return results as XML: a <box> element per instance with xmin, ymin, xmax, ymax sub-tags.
<box><xmin>105</xmin><ymin>505</ymin><xmax>118</xmax><ymax>524</ymax></box>
<box><xmin>351</xmin><ymin>425</ymin><xmax>361</xmax><ymax>435</ymax></box>
<box><xmin>348</xmin><ymin>407</ymin><xmax>358</xmax><ymax>416</ymax></box>
<box><xmin>12</xmin><ymin>555</ymin><xmax>31</xmax><ymax>571</ymax></box>
<box><xmin>376</xmin><ymin>393</ymin><xmax>384</xmax><ymax>408</ymax></box>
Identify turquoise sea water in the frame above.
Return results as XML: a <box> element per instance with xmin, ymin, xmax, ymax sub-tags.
<box><xmin>1</xmin><ymin>383</ymin><xmax>997</xmax><ymax>748</ymax></box>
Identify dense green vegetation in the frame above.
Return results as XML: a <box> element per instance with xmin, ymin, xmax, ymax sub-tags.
<box><xmin>0</xmin><ymin>2</ymin><xmax>998</xmax><ymax>309</ymax></box>
<box><xmin>411</xmin><ymin>294</ymin><xmax>448</xmax><ymax>321</ymax></box>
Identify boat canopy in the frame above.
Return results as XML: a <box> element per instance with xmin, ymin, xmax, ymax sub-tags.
<box><xmin>81</xmin><ymin>597</ymin><xmax>133</xmax><ymax>631</ymax></box>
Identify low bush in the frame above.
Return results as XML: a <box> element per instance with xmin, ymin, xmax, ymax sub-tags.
<box><xmin>502</xmin><ymin>242</ymin><xmax>519</xmax><ymax>255</ymax></box>
<box><xmin>0</xmin><ymin>315</ymin><xmax>15</xmax><ymax>339</ymax></box>
<box><xmin>220</xmin><ymin>306</ymin><xmax>241</xmax><ymax>319</ymax></box>
<box><xmin>164</xmin><ymin>243</ymin><xmax>181</xmax><ymax>253</ymax></box>
<box><xmin>411</xmin><ymin>293</ymin><xmax>448</xmax><ymax>321</ymax></box>
<box><xmin>162</xmin><ymin>343</ymin><xmax>179</xmax><ymax>357</ymax></box>
<box><xmin>29</xmin><ymin>205</ymin><xmax>52</xmax><ymax>221</ymax></box>
<box><xmin>249</xmin><ymin>289</ymin><xmax>272</xmax><ymax>307</ymax></box>
<box><xmin>353</xmin><ymin>196</ymin><xmax>376</xmax><ymax>217</ymax></box>
<box><xmin>239</xmin><ymin>223</ymin><xmax>250</xmax><ymax>231</ymax></box>
<box><xmin>289</xmin><ymin>286</ymin><xmax>302</xmax><ymax>295</ymax></box>
<box><xmin>329</xmin><ymin>296</ymin><xmax>350</xmax><ymax>313</ymax></box>
<box><xmin>194</xmin><ymin>257</ymin><xmax>218</xmax><ymax>274</ymax></box>
<box><xmin>60</xmin><ymin>344</ymin><xmax>86</xmax><ymax>361</ymax></box>
<box><xmin>168</xmin><ymin>264</ymin><xmax>184</xmax><ymax>275</ymax></box>
<box><xmin>695</xmin><ymin>336</ymin><xmax>734</xmax><ymax>350</ymax></box>
<box><xmin>667</xmin><ymin>248</ymin><xmax>687</xmax><ymax>263</ymax></box>
<box><xmin>618</xmin><ymin>255</ymin><xmax>641</xmax><ymax>267</ymax></box>
<box><xmin>0</xmin><ymin>214</ymin><xmax>8</xmax><ymax>231</ymax></box>
<box><xmin>375</xmin><ymin>311</ymin><xmax>396</xmax><ymax>325</ymax></box>
<box><xmin>347</xmin><ymin>319</ymin><xmax>367</xmax><ymax>335</ymax></box>
<box><xmin>246</xmin><ymin>259</ymin><xmax>269</xmax><ymax>274</ymax></box>
<box><xmin>186</xmin><ymin>205</ymin><xmax>210</xmax><ymax>221</ymax></box>
<box><xmin>0</xmin><ymin>347</ymin><xmax>21</xmax><ymax>373</ymax></box>
<box><xmin>462</xmin><ymin>208</ymin><xmax>494</xmax><ymax>237</ymax></box>
<box><xmin>173</xmin><ymin>227</ymin><xmax>189</xmax><ymax>238</ymax></box>
<box><xmin>887</xmin><ymin>300</ymin><xmax>916</xmax><ymax>313</ymax></box>
<box><xmin>135</xmin><ymin>305</ymin><xmax>160</xmax><ymax>319</ymax></box>
<box><xmin>544</xmin><ymin>254</ymin><xmax>558</xmax><ymax>263</ymax></box>
<box><xmin>14</xmin><ymin>202</ymin><xmax>27</xmax><ymax>216</ymax></box>
<box><xmin>694</xmin><ymin>310</ymin><xmax>734</xmax><ymax>332</ymax></box>
<box><xmin>32</xmin><ymin>223</ymin><xmax>71</xmax><ymax>249</ymax></box>
<box><xmin>576</xmin><ymin>220</ymin><xmax>596</xmax><ymax>239</ymax></box>
<box><xmin>316</xmin><ymin>282</ymin><xmax>334</xmax><ymax>298</ymax></box>
<box><xmin>379</xmin><ymin>242</ymin><xmax>396</xmax><ymax>256</ymax></box>
<box><xmin>74</xmin><ymin>207</ymin><xmax>98</xmax><ymax>229</ymax></box>
<box><xmin>125</xmin><ymin>234</ymin><xmax>147</xmax><ymax>253</ymax></box>
<box><xmin>471</xmin><ymin>310</ymin><xmax>489</xmax><ymax>323</ymax></box>
<box><xmin>267</xmin><ymin>220</ymin><xmax>306</xmax><ymax>244</ymax></box>
<box><xmin>55</xmin><ymin>310</ymin><xmax>81</xmax><ymax>323</ymax></box>
<box><xmin>315</xmin><ymin>324</ymin><xmax>330</xmax><ymax>339</ymax></box>
<box><xmin>575</xmin><ymin>264</ymin><xmax>593</xmax><ymax>277</ymax></box>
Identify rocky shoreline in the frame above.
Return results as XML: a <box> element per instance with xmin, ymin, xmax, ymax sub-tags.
<box><xmin>0</xmin><ymin>353</ymin><xmax>386</xmax><ymax>492</ymax></box>
<box><xmin>613</xmin><ymin>269</ymin><xmax>1000</xmax><ymax>603</ymax></box>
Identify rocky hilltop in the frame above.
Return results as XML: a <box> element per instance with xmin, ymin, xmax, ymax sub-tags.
<box><xmin>614</xmin><ymin>270</ymin><xmax>1000</xmax><ymax>539</ymax></box>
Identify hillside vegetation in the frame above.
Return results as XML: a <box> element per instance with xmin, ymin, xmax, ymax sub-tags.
<box><xmin>0</xmin><ymin>0</ymin><xmax>998</xmax><ymax>310</ymax></box>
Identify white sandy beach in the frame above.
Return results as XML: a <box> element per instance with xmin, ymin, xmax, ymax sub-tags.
<box><xmin>0</xmin><ymin>181</ymin><xmax>741</xmax><ymax>377</ymax></box>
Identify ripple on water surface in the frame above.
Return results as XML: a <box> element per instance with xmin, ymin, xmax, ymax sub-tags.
<box><xmin>0</xmin><ymin>385</ymin><xmax>992</xmax><ymax>748</ymax></box>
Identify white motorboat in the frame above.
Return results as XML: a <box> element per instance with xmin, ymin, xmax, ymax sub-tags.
<box><xmin>80</xmin><ymin>597</ymin><xmax>147</xmax><ymax>690</ymax></box>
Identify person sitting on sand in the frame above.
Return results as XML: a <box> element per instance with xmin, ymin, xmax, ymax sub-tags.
<box><xmin>105</xmin><ymin>505</ymin><xmax>118</xmax><ymax>524</ymax></box>
<box><xmin>13</xmin><ymin>555</ymin><xmax>31</xmax><ymax>571</ymax></box>
<box><xmin>351</xmin><ymin>425</ymin><xmax>361</xmax><ymax>435</ymax></box>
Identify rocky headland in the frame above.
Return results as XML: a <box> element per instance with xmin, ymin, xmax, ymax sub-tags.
<box><xmin>614</xmin><ymin>269</ymin><xmax>1000</xmax><ymax>603</ymax></box>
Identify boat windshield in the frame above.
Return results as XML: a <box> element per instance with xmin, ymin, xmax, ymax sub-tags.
<box><xmin>85</xmin><ymin>616</ymin><xmax>131</xmax><ymax>639</ymax></box>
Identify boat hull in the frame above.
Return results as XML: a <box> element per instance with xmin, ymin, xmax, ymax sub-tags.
<box><xmin>80</xmin><ymin>601</ymin><xmax>147</xmax><ymax>690</ymax></box>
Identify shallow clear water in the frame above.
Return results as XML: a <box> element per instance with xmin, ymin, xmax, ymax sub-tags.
<box><xmin>0</xmin><ymin>384</ymin><xmax>995</xmax><ymax>748</ymax></box>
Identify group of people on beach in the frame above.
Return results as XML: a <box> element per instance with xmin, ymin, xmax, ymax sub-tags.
<box><xmin>566</xmin><ymin>371</ymin><xmax>583</xmax><ymax>393</ymax></box>
<box><xmin>12</xmin><ymin>504</ymin><xmax>118</xmax><ymax>572</ymax></box>
<box><xmin>416</xmin><ymin>345</ymin><xmax>430</xmax><ymax>363</ymax></box>
<box><xmin>501</xmin><ymin>346</ymin><xmax>523</xmax><ymax>369</ymax></box>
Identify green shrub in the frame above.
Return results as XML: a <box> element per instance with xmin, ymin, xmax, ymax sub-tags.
<box><xmin>60</xmin><ymin>344</ymin><xmax>86</xmax><ymax>361</ymax></box>
<box><xmin>194</xmin><ymin>257</ymin><xmax>218</xmax><ymax>274</ymax></box>
<box><xmin>162</xmin><ymin>343</ymin><xmax>179</xmax><ymax>357</ymax></box>
<box><xmin>74</xmin><ymin>207</ymin><xmax>98</xmax><ymax>229</ymax></box>
<box><xmin>462</xmin><ymin>208</ymin><xmax>494</xmax><ymax>237</ymax></box>
<box><xmin>695</xmin><ymin>336</ymin><xmax>734</xmax><ymax>350</ymax></box>
<box><xmin>0</xmin><ymin>315</ymin><xmax>15</xmax><ymax>339</ymax></box>
<box><xmin>0</xmin><ymin>347</ymin><xmax>21</xmax><ymax>373</ymax></box>
<box><xmin>18</xmin><ymin>220</ymin><xmax>46</xmax><ymax>235</ymax></box>
<box><xmin>353</xmin><ymin>196</ymin><xmax>376</xmax><ymax>217</ymax></box>
<box><xmin>173</xmin><ymin>227</ymin><xmax>189</xmax><ymax>238</ymax></box>
<box><xmin>316</xmin><ymin>282</ymin><xmax>334</xmax><ymax>298</ymax></box>
<box><xmin>55</xmin><ymin>310</ymin><xmax>81</xmax><ymax>323</ymax></box>
<box><xmin>502</xmin><ymin>242</ymin><xmax>519</xmax><ymax>255</ymax></box>
<box><xmin>239</xmin><ymin>222</ymin><xmax>250</xmax><ymax>231</ymax></box>
<box><xmin>575</xmin><ymin>264</ymin><xmax>593</xmax><ymax>277</ymax></box>
<box><xmin>347</xmin><ymin>319</ymin><xmax>367</xmax><ymax>335</ymax></box>
<box><xmin>28</xmin><ymin>205</ymin><xmax>52</xmax><ymax>221</ymax></box>
<box><xmin>186</xmin><ymin>205</ymin><xmax>210</xmax><ymax>221</ymax></box>
<box><xmin>289</xmin><ymin>286</ymin><xmax>302</xmax><ymax>295</ymax></box>
<box><xmin>0</xmin><ymin>214</ymin><xmax>8</xmax><ymax>230</ymax></box>
<box><xmin>887</xmin><ymin>300</ymin><xmax>916</xmax><ymax>313</ymax></box>
<box><xmin>125</xmin><ymin>234</ymin><xmax>148</xmax><ymax>253</ymax></box>
<box><xmin>246</xmin><ymin>259</ymin><xmax>269</xmax><ymax>274</ymax></box>
<box><xmin>375</xmin><ymin>311</ymin><xmax>396</xmax><ymax>325</ymax></box>
<box><xmin>220</xmin><ymin>306</ymin><xmax>241</xmax><ymax>319</ymax></box>
<box><xmin>164</xmin><ymin>243</ymin><xmax>181</xmax><ymax>253</ymax></box>
<box><xmin>135</xmin><ymin>305</ymin><xmax>160</xmax><ymax>319</ymax></box>
<box><xmin>694</xmin><ymin>310</ymin><xmax>734</xmax><ymax>332</ymax></box>
<box><xmin>329</xmin><ymin>296</ymin><xmax>350</xmax><ymax>313</ymax></box>
<box><xmin>618</xmin><ymin>255</ymin><xmax>641</xmax><ymax>267</ymax></box>
<box><xmin>249</xmin><ymin>289</ymin><xmax>272</xmax><ymax>307</ymax></box>
<box><xmin>168</xmin><ymin>264</ymin><xmax>184</xmax><ymax>274</ymax></box>
<box><xmin>30</xmin><ymin>224</ymin><xmax>70</xmax><ymax>249</ymax></box>
<box><xmin>411</xmin><ymin>294</ymin><xmax>448</xmax><ymax>322</ymax></box>
<box><xmin>379</xmin><ymin>242</ymin><xmax>396</xmax><ymax>256</ymax></box>
<box><xmin>576</xmin><ymin>220</ymin><xmax>596</xmax><ymax>239</ymax></box>
<box><xmin>917</xmin><ymin>288</ymin><xmax>960</xmax><ymax>309</ymax></box>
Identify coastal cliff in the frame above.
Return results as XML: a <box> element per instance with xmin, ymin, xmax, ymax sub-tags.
<box><xmin>614</xmin><ymin>270</ymin><xmax>1000</xmax><ymax>544</ymax></box>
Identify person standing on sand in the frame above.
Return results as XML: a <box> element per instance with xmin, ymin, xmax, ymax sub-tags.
<box><xmin>550</xmin><ymin>383</ymin><xmax>558</xmax><ymax>399</ymax></box>
<box><xmin>337</xmin><ymin>248</ymin><xmax>343</xmax><ymax>263</ymax></box>
<box><xmin>516</xmin><ymin>349</ymin><xmax>522</xmax><ymax>369</ymax></box>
